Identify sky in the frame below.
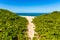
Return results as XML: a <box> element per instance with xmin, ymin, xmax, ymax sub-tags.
<box><xmin>0</xmin><ymin>0</ymin><xmax>60</xmax><ymax>13</ymax></box>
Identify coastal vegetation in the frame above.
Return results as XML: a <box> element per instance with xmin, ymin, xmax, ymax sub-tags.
<box><xmin>1</xmin><ymin>8</ymin><xmax>60</xmax><ymax>40</ymax></box>
<box><xmin>0</xmin><ymin>9</ymin><xmax>28</xmax><ymax>40</ymax></box>
<box><xmin>33</xmin><ymin>11</ymin><xmax>60</xmax><ymax>40</ymax></box>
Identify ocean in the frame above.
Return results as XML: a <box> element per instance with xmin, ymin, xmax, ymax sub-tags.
<box><xmin>16</xmin><ymin>13</ymin><xmax>48</xmax><ymax>16</ymax></box>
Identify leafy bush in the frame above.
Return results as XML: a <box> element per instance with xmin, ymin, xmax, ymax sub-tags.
<box><xmin>0</xmin><ymin>9</ymin><xmax>28</xmax><ymax>40</ymax></box>
<box><xmin>33</xmin><ymin>11</ymin><xmax>60</xmax><ymax>40</ymax></box>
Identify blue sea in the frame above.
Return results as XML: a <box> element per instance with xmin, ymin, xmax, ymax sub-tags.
<box><xmin>16</xmin><ymin>13</ymin><xmax>48</xmax><ymax>16</ymax></box>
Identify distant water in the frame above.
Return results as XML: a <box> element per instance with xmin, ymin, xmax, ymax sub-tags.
<box><xmin>16</xmin><ymin>13</ymin><xmax>48</xmax><ymax>16</ymax></box>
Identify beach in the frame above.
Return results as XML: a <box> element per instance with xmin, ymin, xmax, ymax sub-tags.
<box><xmin>22</xmin><ymin>16</ymin><xmax>35</xmax><ymax>40</ymax></box>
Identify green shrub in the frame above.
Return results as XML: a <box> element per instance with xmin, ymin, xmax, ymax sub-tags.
<box><xmin>33</xmin><ymin>11</ymin><xmax>60</xmax><ymax>40</ymax></box>
<box><xmin>0</xmin><ymin>9</ymin><xmax>28</xmax><ymax>40</ymax></box>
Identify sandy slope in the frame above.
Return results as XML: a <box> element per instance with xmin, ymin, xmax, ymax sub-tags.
<box><xmin>22</xmin><ymin>16</ymin><xmax>35</xmax><ymax>40</ymax></box>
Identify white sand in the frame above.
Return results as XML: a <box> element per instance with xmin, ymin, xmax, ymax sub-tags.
<box><xmin>22</xmin><ymin>16</ymin><xmax>35</xmax><ymax>40</ymax></box>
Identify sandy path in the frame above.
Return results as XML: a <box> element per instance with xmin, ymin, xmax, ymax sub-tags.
<box><xmin>22</xmin><ymin>16</ymin><xmax>35</xmax><ymax>40</ymax></box>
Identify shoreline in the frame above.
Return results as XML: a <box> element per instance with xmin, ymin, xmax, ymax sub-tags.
<box><xmin>21</xmin><ymin>15</ymin><xmax>35</xmax><ymax>17</ymax></box>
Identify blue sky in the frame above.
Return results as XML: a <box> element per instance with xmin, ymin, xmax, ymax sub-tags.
<box><xmin>0</xmin><ymin>0</ymin><xmax>60</xmax><ymax>13</ymax></box>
